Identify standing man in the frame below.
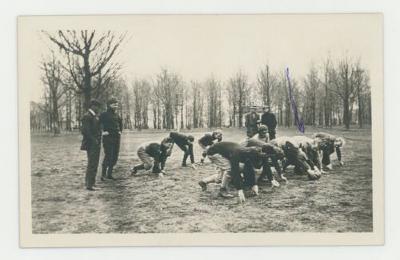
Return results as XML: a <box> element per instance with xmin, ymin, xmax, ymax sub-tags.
<box><xmin>261</xmin><ymin>105</ymin><xmax>277</xmax><ymax>140</ymax></box>
<box><xmin>245</xmin><ymin>106</ymin><xmax>260</xmax><ymax>138</ymax></box>
<box><xmin>99</xmin><ymin>97</ymin><xmax>123</xmax><ymax>181</ymax></box>
<box><xmin>80</xmin><ymin>99</ymin><xmax>102</xmax><ymax>191</ymax></box>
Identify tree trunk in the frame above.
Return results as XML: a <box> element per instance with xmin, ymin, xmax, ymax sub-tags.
<box><xmin>238</xmin><ymin>94</ymin><xmax>243</xmax><ymax>127</ymax></box>
<box><xmin>180</xmin><ymin>105</ymin><xmax>184</xmax><ymax>130</ymax></box>
<box><xmin>66</xmin><ymin>91</ymin><xmax>72</xmax><ymax>131</ymax></box>
<box><xmin>343</xmin><ymin>98</ymin><xmax>350</xmax><ymax>129</ymax></box>
<box><xmin>52</xmin><ymin>93</ymin><xmax>60</xmax><ymax>135</ymax></box>
<box><xmin>153</xmin><ymin>107</ymin><xmax>157</xmax><ymax>129</ymax></box>
<box><xmin>193</xmin><ymin>95</ymin><xmax>198</xmax><ymax>128</ymax></box>
<box><xmin>358</xmin><ymin>88</ymin><xmax>363</xmax><ymax>128</ymax></box>
<box><xmin>218</xmin><ymin>95</ymin><xmax>222</xmax><ymax>127</ymax></box>
<box><xmin>142</xmin><ymin>107</ymin><xmax>148</xmax><ymax>129</ymax></box>
<box><xmin>157</xmin><ymin>104</ymin><xmax>161</xmax><ymax>129</ymax></box>
<box><xmin>324</xmin><ymin>86</ymin><xmax>331</xmax><ymax>128</ymax></box>
<box><xmin>232</xmin><ymin>105</ymin><xmax>236</xmax><ymax>127</ymax></box>
<box><xmin>83</xmin><ymin>55</ymin><xmax>92</xmax><ymax>110</ymax></box>
<box><xmin>285</xmin><ymin>101</ymin><xmax>291</xmax><ymax>128</ymax></box>
<box><xmin>266</xmin><ymin>66</ymin><xmax>271</xmax><ymax>107</ymax></box>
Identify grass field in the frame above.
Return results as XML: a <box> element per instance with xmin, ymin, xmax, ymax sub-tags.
<box><xmin>30</xmin><ymin>127</ymin><xmax>372</xmax><ymax>233</ymax></box>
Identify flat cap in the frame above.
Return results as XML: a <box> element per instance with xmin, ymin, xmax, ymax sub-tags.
<box><xmin>89</xmin><ymin>99</ymin><xmax>101</xmax><ymax>107</ymax></box>
<box><xmin>107</xmin><ymin>97</ymin><xmax>118</xmax><ymax>105</ymax></box>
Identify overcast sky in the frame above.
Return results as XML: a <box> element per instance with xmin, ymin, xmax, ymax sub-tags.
<box><xmin>26</xmin><ymin>14</ymin><xmax>382</xmax><ymax>102</ymax></box>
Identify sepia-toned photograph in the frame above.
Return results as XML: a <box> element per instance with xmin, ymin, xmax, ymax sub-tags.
<box><xmin>18</xmin><ymin>14</ymin><xmax>383</xmax><ymax>247</ymax></box>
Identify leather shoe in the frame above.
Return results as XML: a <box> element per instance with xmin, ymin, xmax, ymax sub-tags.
<box><xmin>198</xmin><ymin>181</ymin><xmax>207</xmax><ymax>191</ymax></box>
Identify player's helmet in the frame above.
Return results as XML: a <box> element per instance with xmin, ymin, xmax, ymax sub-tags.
<box><xmin>334</xmin><ymin>137</ymin><xmax>345</xmax><ymax>147</ymax></box>
<box><xmin>258</xmin><ymin>124</ymin><xmax>268</xmax><ymax>133</ymax></box>
<box><xmin>187</xmin><ymin>135</ymin><xmax>195</xmax><ymax>142</ymax></box>
<box><xmin>212</xmin><ymin>129</ymin><xmax>223</xmax><ymax>139</ymax></box>
<box><xmin>107</xmin><ymin>97</ymin><xmax>118</xmax><ymax>106</ymax></box>
<box><xmin>213</xmin><ymin>129</ymin><xmax>222</xmax><ymax>135</ymax></box>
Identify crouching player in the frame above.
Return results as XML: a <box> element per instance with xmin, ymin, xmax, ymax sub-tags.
<box><xmin>198</xmin><ymin>129</ymin><xmax>223</xmax><ymax>163</ymax></box>
<box><xmin>227</xmin><ymin>145</ymin><xmax>268</xmax><ymax>203</ymax></box>
<box><xmin>169</xmin><ymin>131</ymin><xmax>196</xmax><ymax>168</ymax></box>
<box><xmin>291</xmin><ymin>136</ymin><xmax>323</xmax><ymax>173</ymax></box>
<box><xmin>270</xmin><ymin>137</ymin><xmax>321</xmax><ymax>180</ymax></box>
<box><xmin>198</xmin><ymin>141</ymin><xmax>266</xmax><ymax>203</ymax></box>
<box><xmin>312</xmin><ymin>132</ymin><xmax>345</xmax><ymax>170</ymax></box>
<box><xmin>253</xmin><ymin>124</ymin><xmax>269</xmax><ymax>142</ymax></box>
<box><xmin>243</xmin><ymin>138</ymin><xmax>286</xmax><ymax>186</ymax></box>
<box><xmin>198</xmin><ymin>149</ymin><xmax>232</xmax><ymax>197</ymax></box>
<box><xmin>130</xmin><ymin>137</ymin><xmax>174</xmax><ymax>177</ymax></box>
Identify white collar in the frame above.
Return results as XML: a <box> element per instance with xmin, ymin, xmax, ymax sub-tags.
<box><xmin>88</xmin><ymin>109</ymin><xmax>96</xmax><ymax>116</ymax></box>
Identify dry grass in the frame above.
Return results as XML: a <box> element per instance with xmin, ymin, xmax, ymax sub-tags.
<box><xmin>31</xmin><ymin>127</ymin><xmax>372</xmax><ymax>233</ymax></box>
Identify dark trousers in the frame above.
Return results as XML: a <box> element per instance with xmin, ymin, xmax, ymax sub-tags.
<box><xmin>102</xmin><ymin>135</ymin><xmax>120</xmax><ymax>177</ymax></box>
<box><xmin>321</xmin><ymin>144</ymin><xmax>335</xmax><ymax>166</ymax></box>
<box><xmin>86</xmin><ymin>143</ymin><xmax>100</xmax><ymax>188</ymax></box>
<box><xmin>307</xmin><ymin>150</ymin><xmax>321</xmax><ymax>170</ymax></box>
<box><xmin>268</xmin><ymin>128</ymin><xmax>276</xmax><ymax>140</ymax></box>
<box><xmin>178</xmin><ymin>143</ymin><xmax>194</xmax><ymax>166</ymax></box>
<box><xmin>257</xmin><ymin>163</ymin><xmax>274</xmax><ymax>183</ymax></box>
<box><xmin>322</xmin><ymin>150</ymin><xmax>331</xmax><ymax>165</ymax></box>
<box><xmin>243</xmin><ymin>162</ymin><xmax>257</xmax><ymax>187</ymax></box>
<box><xmin>284</xmin><ymin>151</ymin><xmax>311</xmax><ymax>174</ymax></box>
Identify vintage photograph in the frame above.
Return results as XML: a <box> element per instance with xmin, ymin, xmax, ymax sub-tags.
<box><xmin>18</xmin><ymin>14</ymin><xmax>383</xmax><ymax>246</ymax></box>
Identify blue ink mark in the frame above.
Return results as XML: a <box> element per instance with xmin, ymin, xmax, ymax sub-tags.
<box><xmin>286</xmin><ymin>68</ymin><xmax>305</xmax><ymax>133</ymax></box>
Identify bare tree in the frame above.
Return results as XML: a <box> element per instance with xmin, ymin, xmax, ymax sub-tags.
<box><xmin>120</xmin><ymin>81</ymin><xmax>133</xmax><ymax>130</ymax></box>
<box><xmin>228</xmin><ymin>71</ymin><xmax>250</xmax><ymax>127</ymax></box>
<box><xmin>362</xmin><ymin>85</ymin><xmax>372</xmax><ymax>126</ymax></box>
<box><xmin>155</xmin><ymin>69</ymin><xmax>181</xmax><ymax>130</ymax></box>
<box><xmin>190</xmin><ymin>81</ymin><xmax>203</xmax><ymax>128</ymax></box>
<box><xmin>227</xmin><ymin>81</ymin><xmax>237</xmax><ymax>127</ymax></box>
<box><xmin>271</xmin><ymin>72</ymin><xmax>287</xmax><ymax>126</ymax></box>
<box><xmin>257</xmin><ymin>64</ymin><xmax>277</xmax><ymax>107</ymax></box>
<box><xmin>206</xmin><ymin>77</ymin><xmax>223</xmax><ymax>128</ymax></box>
<box><xmin>183</xmin><ymin>85</ymin><xmax>191</xmax><ymax>129</ymax></box>
<box><xmin>331</xmin><ymin>58</ymin><xmax>358</xmax><ymax>129</ymax></box>
<box><xmin>178</xmin><ymin>83</ymin><xmax>185</xmax><ymax>130</ymax></box>
<box><xmin>40</xmin><ymin>52</ymin><xmax>66</xmax><ymax>134</ymax></box>
<box><xmin>30</xmin><ymin>101</ymin><xmax>49</xmax><ymax>132</ymax></box>
<box><xmin>92</xmin><ymin>64</ymin><xmax>121</xmax><ymax>101</ymax></box>
<box><xmin>303</xmin><ymin>65</ymin><xmax>320</xmax><ymax>126</ymax></box>
<box><xmin>284</xmin><ymin>75</ymin><xmax>291</xmax><ymax>128</ymax></box>
<box><xmin>131</xmin><ymin>79</ymin><xmax>151</xmax><ymax>130</ymax></box>
<box><xmin>64</xmin><ymin>89</ymin><xmax>73</xmax><ymax>131</ymax></box>
<box><xmin>174</xmin><ymin>83</ymin><xmax>184</xmax><ymax>130</ymax></box>
<box><xmin>347</xmin><ymin>62</ymin><xmax>369</xmax><ymax>128</ymax></box>
<box><xmin>44</xmin><ymin>30</ymin><xmax>126</xmax><ymax>110</ymax></box>
<box><xmin>132</xmin><ymin>80</ymin><xmax>142</xmax><ymax>129</ymax></box>
<box><xmin>151</xmin><ymin>81</ymin><xmax>162</xmax><ymax>129</ymax></box>
<box><xmin>322</xmin><ymin>58</ymin><xmax>333</xmax><ymax>127</ymax></box>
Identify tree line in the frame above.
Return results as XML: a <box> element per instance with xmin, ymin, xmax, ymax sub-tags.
<box><xmin>30</xmin><ymin>30</ymin><xmax>372</xmax><ymax>134</ymax></box>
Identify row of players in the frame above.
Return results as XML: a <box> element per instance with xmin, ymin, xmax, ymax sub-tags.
<box><xmin>130</xmin><ymin>127</ymin><xmax>345</xmax><ymax>203</ymax></box>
